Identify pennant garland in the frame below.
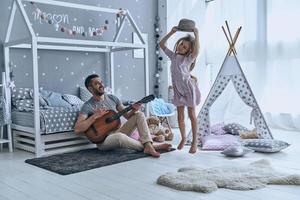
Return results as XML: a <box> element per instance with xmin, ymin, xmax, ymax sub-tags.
<box><xmin>29</xmin><ymin>1</ymin><xmax>127</xmax><ymax>37</ymax></box>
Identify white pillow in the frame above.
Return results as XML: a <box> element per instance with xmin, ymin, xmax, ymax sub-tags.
<box><xmin>79</xmin><ymin>87</ymin><xmax>92</xmax><ymax>102</ymax></box>
<box><xmin>221</xmin><ymin>145</ymin><xmax>254</xmax><ymax>157</ymax></box>
<box><xmin>62</xmin><ymin>94</ymin><xmax>84</xmax><ymax>106</ymax></box>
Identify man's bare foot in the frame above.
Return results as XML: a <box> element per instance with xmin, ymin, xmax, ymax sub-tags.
<box><xmin>189</xmin><ymin>142</ymin><xmax>198</xmax><ymax>154</ymax></box>
<box><xmin>144</xmin><ymin>143</ymin><xmax>160</xmax><ymax>158</ymax></box>
<box><xmin>153</xmin><ymin>143</ymin><xmax>172</xmax><ymax>151</ymax></box>
<box><xmin>177</xmin><ymin>138</ymin><xmax>186</xmax><ymax>150</ymax></box>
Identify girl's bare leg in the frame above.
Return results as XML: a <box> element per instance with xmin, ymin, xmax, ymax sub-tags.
<box><xmin>188</xmin><ymin>107</ymin><xmax>198</xmax><ymax>154</ymax></box>
<box><xmin>177</xmin><ymin>106</ymin><xmax>186</xmax><ymax>150</ymax></box>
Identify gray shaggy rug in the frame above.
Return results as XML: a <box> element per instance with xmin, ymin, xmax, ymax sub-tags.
<box><xmin>157</xmin><ymin>159</ymin><xmax>300</xmax><ymax>193</ymax></box>
<box><xmin>26</xmin><ymin>148</ymin><xmax>175</xmax><ymax>175</ymax></box>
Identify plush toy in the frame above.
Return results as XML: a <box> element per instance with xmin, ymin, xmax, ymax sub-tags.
<box><xmin>155</xmin><ymin>127</ymin><xmax>174</xmax><ymax>142</ymax></box>
<box><xmin>147</xmin><ymin>116</ymin><xmax>163</xmax><ymax>142</ymax></box>
<box><xmin>146</xmin><ymin>116</ymin><xmax>173</xmax><ymax>142</ymax></box>
<box><xmin>146</xmin><ymin>115</ymin><xmax>160</xmax><ymax>127</ymax></box>
<box><xmin>239</xmin><ymin>128</ymin><xmax>259</xmax><ymax>139</ymax></box>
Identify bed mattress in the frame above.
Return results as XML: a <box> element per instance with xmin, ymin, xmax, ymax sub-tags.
<box><xmin>12</xmin><ymin>106</ymin><xmax>80</xmax><ymax>134</ymax></box>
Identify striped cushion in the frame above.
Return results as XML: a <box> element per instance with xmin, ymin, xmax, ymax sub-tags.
<box><xmin>79</xmin><ymin>87</ymin><xmax>92</xmax><ymax>102</ymax></box>
<box><xmin>63</xmin><ymin>94</ymin><xmax>84</xmax><ymax>106</ymax></box>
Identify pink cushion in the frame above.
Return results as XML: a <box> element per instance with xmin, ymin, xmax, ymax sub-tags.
<box><xmin>210</xmin><ymin>123</ymin><xmax>226</xmax><ymax>135</ymax></box>
<box><xmin>130</xmin><ymin>131</ymin><xmax>156</xmax><ymax>141</ymax></box>
<box><xmin>130</xmin><ymin>131</ymin><xmax>140</xmax><ymax>141</ymax></box>
<box><xmin>201</xmin><ymin>134</ymin><xmax>240</xmax><ymax>151</ymax></box>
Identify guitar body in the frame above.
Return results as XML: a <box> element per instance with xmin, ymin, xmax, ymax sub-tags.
<box><xmin>85</xmin><ymin>94</ymin><xmax>155</xmax><ymax>144</ymax></box>
<box><xmin>85</xmin><ymin>110</ymin><xmax>121</xmax><ymax>143</ymax></box>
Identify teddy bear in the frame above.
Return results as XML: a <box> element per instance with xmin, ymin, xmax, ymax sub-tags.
<box><xmin>238</xmin><ymin>128</ymin><xmax>259</xmax><ymax>139</ymax></box>
<box><xmin>146</xmin><ymin>116</ymin><xmax>173</xmax><ymax>142</ymax></box>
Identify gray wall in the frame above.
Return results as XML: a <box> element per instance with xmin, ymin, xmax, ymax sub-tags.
<box><xmin>0</xmin><ymin>0</ymin><xmax>158</xmax><ymax>100</ymax></box>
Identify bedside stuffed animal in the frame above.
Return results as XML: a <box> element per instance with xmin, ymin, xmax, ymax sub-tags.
<box><xmin>154</xmin><ymin>127</ymin><xmax>174</xmax><ymax>142</ymax></box>
<box><xmin>146</xmin><ymin>116</ymin><xmax>173</xmax><ymax>142</ymax></box>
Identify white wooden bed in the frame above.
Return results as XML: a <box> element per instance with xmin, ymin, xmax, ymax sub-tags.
<box><xmin>4</xmin><ymin>0</ymin><xmax>149</xmax><ymax>157</ymax></box>
<box><xmin>12</xmin><ymin>124</ymin><xmax>95</xmax><ymax>156</ymax></box>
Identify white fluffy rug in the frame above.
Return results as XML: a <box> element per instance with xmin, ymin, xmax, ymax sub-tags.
<box><xmin>157</xmin><ymin>159</ymin><xmax>300</xmax><ymax>193</ymax></box>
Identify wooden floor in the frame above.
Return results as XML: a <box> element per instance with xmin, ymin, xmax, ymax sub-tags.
<box><xmin>0</xmin><ymin>128</ymin><xmax>300</xmax><ymax>200</ymax></box>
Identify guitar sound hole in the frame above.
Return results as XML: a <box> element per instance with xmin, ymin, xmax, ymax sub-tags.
<box><xmin>105</xmin><ymin>118</ymin><xmax>113</xmax><ymax>123</ymax></box>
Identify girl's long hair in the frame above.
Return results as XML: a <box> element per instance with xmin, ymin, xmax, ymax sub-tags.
<box><xmin>173</xmin><ymin>34</ymin><xmax>197</xmax><ymax>72</ymax></box>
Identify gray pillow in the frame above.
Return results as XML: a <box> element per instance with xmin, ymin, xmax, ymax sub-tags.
<box><xmin>62</xmin><ymin>94</ymin><xmax>84</xmax><ymax>106</ymax></box>
<box><xmin>40</xmin><ymin>89</ymin><xmax>72</xmax><ymax>108</ymax></box>
<box><xmin>223</xmin><ymin>123</ymin><xmax>250</xmax><ymax>135</ymax></box>
<box><xmin>29</xmin><ymin>89</ymin><xmax>48</xmax><ymax>107</ymax></box>
<box><xmin>242</xmin><ymin>139</ymin><xmax>290</xmax><ymax>153</ymax></box>
<box><xmin>14</xmin><ymin>99</ymin><xmax>34</xmax><ymax>111</ymax></box>
<box><xmin>79</xmin><ymin>87</ymin><xmax>92</xmax><ymax>102</ymax></box>
<box><xmin>12</xmin><ymin>87</ymin><xmax>31</xmax><ymax>101</ymax></box>
<box><xmin>221</xmin><ymin>145</ymin><xmax>254</xmax><ymax>157</ymax></box>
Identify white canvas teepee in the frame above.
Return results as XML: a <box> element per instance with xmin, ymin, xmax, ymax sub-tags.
<box><xmin>188</xmin><ymin>21</ymin><xmax>273</xmax><ymax>144</ymax></box>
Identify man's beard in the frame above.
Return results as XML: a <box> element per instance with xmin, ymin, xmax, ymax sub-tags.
<box><xmin>93</xmin><ymin>87</ymin><xmax>104</xmax><ymax>96</ymax></box>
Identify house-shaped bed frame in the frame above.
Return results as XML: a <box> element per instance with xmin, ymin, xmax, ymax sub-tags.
<box><xmin>4</xmin><ymin>0</ymin><xmax>149</xmax><ymax>157</ymax></box>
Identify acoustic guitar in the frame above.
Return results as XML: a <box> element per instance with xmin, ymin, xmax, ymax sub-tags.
<box><xmin>85</xmin><ymin>94</ymin><xmax>155</xmax><ymax>143</ymax></box>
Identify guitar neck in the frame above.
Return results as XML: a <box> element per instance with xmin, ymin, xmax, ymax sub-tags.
<box><xmin>115</xmin><ymin>105</ymin><xmax>133</xmax><ymax>119</ymax></box>
<box><xmin>107</xmin><ymin>94</ymin><xmax>154</xmax><ymax>123</ymax></box>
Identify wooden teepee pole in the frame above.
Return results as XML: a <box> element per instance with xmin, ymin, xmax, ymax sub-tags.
<box><xmin>222</xmin><ymin>21</ymin><xmax>242</xmax><ymax>57</ymax></box>
<box><xmin>222</xmin><ymin>26</ymin><xmax>233</xmax><ymax>56</ymax></box>
<box><xmin>232</xmin><ymin>26</ymin><xmax>242</xmax><ymax>46</ymax></box>
<box><xmin>225</xmin><ymin>21</ymin><xmax>237</xmax><ymax>55</ymax></box>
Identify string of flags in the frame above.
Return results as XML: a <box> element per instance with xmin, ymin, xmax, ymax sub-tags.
<box><xmin>29</xmin><ymin>1</ymin><xmax>127</xmax><ymax>37</ymax></box>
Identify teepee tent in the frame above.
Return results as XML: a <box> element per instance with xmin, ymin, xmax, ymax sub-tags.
<box><xmin>188</xmin><ymin>21</ymin><xmax>273</xmax><ymax>143</ymax></box>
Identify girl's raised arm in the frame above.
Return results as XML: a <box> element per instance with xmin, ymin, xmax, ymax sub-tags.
<box><xmin>159</xmin><ymin>26</ymin><xmax>177</xmax><ymax>50</ymax></box>
<box><xmin>192</xmin><ymin>28</ymin><xmax>200</xmax><ymax>59</ymax></box>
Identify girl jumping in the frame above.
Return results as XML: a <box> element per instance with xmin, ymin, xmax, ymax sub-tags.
<box><xmin>159</xmin><ymin>26</ymin><xmax>201</xmax><ymax>154</ymax></box>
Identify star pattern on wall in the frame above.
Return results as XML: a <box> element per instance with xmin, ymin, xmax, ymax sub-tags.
<box><xmin>8</xmin><ymin>0</ymin><xmax>153</xmax><ymax>100</ymax></box>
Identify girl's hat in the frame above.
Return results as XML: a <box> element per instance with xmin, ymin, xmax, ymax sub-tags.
<box><xmin>177</xmin><ymin>19</ymin><xmax>195</xmax><ymax>32</ymax></box>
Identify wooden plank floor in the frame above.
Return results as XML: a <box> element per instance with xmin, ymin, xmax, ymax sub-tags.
<box><xmin>0</xmin><ymin>128</ymin><xmax>299</xmax><ymax>200</ymax></box>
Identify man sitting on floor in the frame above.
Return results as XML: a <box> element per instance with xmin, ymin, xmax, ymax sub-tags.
<box><xmin>74</xmin><ymin>74</ymin><xmax>172</xmax><ymax>157</ymax></box>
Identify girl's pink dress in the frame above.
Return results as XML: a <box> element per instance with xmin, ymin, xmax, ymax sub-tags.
<box><xmin>163</xmin><ymin>47</ymin><xmax>201</xmax><ymax>107</ymax></box>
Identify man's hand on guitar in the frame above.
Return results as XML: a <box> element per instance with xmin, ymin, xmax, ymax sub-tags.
<box><xmin>84</xmin><ymin>95</ymin><xmax>155</xmax><ymax>143</ymax></box>
<box><xmin>132</xmin><ymin>103</ymin><xmax>142</xmax><ymax>112</ymax></box>
<box><xmin>92</xmin><ymin>109</ymin><xmax>109</xmax><ymax>121</ymax></box>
